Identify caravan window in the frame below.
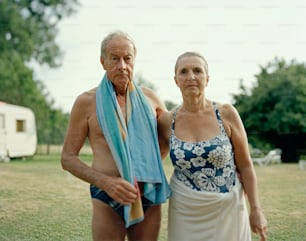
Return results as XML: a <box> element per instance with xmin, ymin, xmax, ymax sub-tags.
<box><xmin>16</xmin><ymin>119</ymin><xmax>26</xmax><ymax>132</ymax></box>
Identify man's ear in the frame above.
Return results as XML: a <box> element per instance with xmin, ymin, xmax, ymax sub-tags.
<box><xmin>100</xmin><ymin>56</ymin><xmax>106</xmax><ymax>70</ymax></box>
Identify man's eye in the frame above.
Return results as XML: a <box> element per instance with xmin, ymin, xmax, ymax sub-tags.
<box><xmin>125</xmin><ymin>56</ymin><xmax>133</xmax><ymax>62</ymax></box>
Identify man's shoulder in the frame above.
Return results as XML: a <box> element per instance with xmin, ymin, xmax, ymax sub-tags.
<box><xmin>73</xmin><ymin>87</ymin><xmax>97</xmax><ymax>108</ymax></box>
<box><xmin>141</xmin><ymin>87</ymin><xmax>167</xmax><ymax>113</ymax></box>
<box><xmin>79</xmin><ymin>87</ymin><xmax>97</xmax><ymax>99</ymax></box>
<box><xmin>141</xmin><ymin>86</ymin><xmax>155</xmax><ymax>97</ymax></box>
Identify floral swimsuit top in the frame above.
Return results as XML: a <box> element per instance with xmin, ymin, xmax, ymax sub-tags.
<box><xmin>169</xmin><ymin>103</ymin><xmax>237</xmax><ymax>193</ymax></box>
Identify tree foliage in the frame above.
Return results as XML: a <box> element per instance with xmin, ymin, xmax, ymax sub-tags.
<box><xmin>0</xmin><ymin>0</ymin><xmax>79</xmax><ymax>144</ymax></box>
<box><xmin>233</xmin><ymin>58</ymin><xmax>306</xmax><ymax>163</ymax></box>
<box><xmin>134</xmin><ymin>73</ymin><xmax>157</xmax><ymax>91</ymax></box>
<box><xmin>134</xmin><ymin>73</ymin><xmax>178</xmax><ymax>110</ymax></box>
<box><xmin>164</xmin><ymin>100</ymin><xmax>177</xmax><ymax>111</ymax></box>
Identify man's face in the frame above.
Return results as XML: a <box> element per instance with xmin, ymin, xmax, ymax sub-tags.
<box><xmin>100</xmin><ymin>36</ymin><xmax>135</xmax><ymax>88</ymax></box>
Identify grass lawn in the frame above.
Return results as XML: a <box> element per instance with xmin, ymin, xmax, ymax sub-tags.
<box><xmin>0</xmin><ymin>154</ymin><xmax>306</xmax><ymax>241</ymax></box>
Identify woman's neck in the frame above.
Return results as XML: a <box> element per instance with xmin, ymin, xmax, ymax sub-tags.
<box><xmin>180</xmin><ymin>96</ymin><xmax>210</xmax><ymax>113</ymax></box>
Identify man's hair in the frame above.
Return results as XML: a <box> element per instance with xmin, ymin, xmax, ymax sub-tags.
<box><xmin>174</xmin><ymin>51</ymin><xmax>208</xmax><ymax>75</ymax></box>
<box><xmin>100</xmin><ymin>30</ymin><xmax>137</xmax><ymax>58</ymax></box>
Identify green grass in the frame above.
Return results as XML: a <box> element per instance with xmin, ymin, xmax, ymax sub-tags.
<box><xmin>0</xmin><ymin>155</ymin><xmax>306</xmax><ymax>241</ymax></box>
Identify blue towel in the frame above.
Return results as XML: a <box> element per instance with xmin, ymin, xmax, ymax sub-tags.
<box><xmin>96</xmin><ymin>74</ymin><xmax>171</xmax><ymax>227</ymax></box>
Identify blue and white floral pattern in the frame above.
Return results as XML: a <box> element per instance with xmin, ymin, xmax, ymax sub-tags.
<box><xmin>170</xmin><ymin>103</ymin><xmax>237</xmax><ymax>193</ymax></box>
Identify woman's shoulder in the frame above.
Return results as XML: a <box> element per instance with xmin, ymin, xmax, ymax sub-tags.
<box><xmin>214</xmin><ymin>101</ymin><xmax>243</xmax><ymax>133</ymax></box>
<box><xmin>214</xmin><ymin>102</ymin><xmax>238</xmax><ymax>118</ymax></box>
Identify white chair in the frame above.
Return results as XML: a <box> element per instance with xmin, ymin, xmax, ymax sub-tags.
<box><xmin>252</xmin><ymin>149</ymin><xmax>282</xmax><ymax>166</ymax></box>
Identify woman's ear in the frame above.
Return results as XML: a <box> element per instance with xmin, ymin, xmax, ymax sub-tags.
<box><xmin>174</xmin><ymin>76</ymin><xmax>179</xmax><ymax>86</ymax></box>
<box><xmin>206</xmin><ymin>75</ymin><xmax>210</xmax><ymax>86</ymax></box>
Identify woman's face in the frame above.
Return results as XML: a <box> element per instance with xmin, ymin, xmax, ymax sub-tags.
<box><xmin>174</xmin><ymin>56</ymin><xmax>209</xmax><ymax>97</ymax></box>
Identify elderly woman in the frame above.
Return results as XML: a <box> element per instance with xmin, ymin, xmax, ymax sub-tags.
<box><xmin>158</xmin><ymin>52</ymin><xmax>267</xmax><ymax>241</ymax></box>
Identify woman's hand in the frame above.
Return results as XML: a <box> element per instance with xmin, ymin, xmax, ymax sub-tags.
<box><xmin>250</xmin><ymin>208</ymin><xmax>268</xmax><ymax>241</ymax></box>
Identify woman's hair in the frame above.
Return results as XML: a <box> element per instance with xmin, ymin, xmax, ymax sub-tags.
<box><xmin>174</xmin><ymin>51</ymin><xmax>208</xmax><ymax>75</ymax></box>
<box><xmin>100</xmin><ymin>30</ymin><xmax>137</xmax><ymax>58</ymax></box>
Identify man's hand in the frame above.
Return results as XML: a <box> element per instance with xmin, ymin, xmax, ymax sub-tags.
<box><xmin>103</xmin><ymin>176</ymin><xmax>138</xmax><ymax>205</ymax></box>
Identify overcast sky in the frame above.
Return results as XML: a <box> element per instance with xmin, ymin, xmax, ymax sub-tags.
<box><xmin>34</xmin><ymin>0</ymin><xmax>306</xmax><ymax>112</ymax></box>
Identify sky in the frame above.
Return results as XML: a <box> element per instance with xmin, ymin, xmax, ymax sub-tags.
<box><xmin>34</xmin><ymin>0</ymin><xmax>306</xmax><ymax>112</ymax></box>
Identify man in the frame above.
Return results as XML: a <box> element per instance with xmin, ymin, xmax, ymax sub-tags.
<box><xmin>61</xmin><ymin>30</ymin><xmax>171</xmax><ymax>241</ymax></box>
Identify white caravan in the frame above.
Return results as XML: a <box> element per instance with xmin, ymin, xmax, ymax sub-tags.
<box><xmin>0</xmin><ymin>102</ymin><xmax>37</xmax><ymax>161</ymax></box>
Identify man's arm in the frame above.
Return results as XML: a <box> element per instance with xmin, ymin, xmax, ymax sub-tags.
<box><xmin>61</xmin><ymin>92</ymin><xmax>138</xmax><ymax>205</ymax></box>
<box><xmin>61</xmin><ymin>92</ymin><xmax>103</xmax><ymax>185</ymax></box>
<box><xmin>141</xmin><ymin>87</ymin><xmax>169</xmax><ymax>159</ymax></box>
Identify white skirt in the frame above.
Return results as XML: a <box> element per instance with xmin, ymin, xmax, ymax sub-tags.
<box><xmin>168</xmin><ymin>174</ymin><xmax>251</xmax><ymax>241</ymax></box>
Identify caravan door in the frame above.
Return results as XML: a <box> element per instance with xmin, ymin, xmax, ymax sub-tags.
<box><xmin>0</xmin><ymin>113</ymin><xmax>8</xmax><ymax>159</ymax></box>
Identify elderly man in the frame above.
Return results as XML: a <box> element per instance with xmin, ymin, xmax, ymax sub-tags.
<box><xmin>61</xmin><ymin>30</ymin><xmax>170</xmax><ymax>241</ymax></box>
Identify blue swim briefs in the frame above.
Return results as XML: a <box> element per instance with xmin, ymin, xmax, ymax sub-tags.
<box><xmin>90</xmin><ymin>184</ymin><xmax>153</xmax><ymax>222</ymax></box>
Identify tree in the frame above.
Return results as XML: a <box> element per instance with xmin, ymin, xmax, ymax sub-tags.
<box><xmin>0</xmin><ymin>0</ymin><xmax>79</xmax><ymax>144</ymax></box>
<box><xmin>134</xmin><ymin>73</ymin><xmax>179</xmax><ymax>110</ymax></box>
<box><xmin>165</xmin><ymin>100</ymin><xmax>177</xmax><ymax>111</ymax></box>
<box><xmin>134</xmin><ymin>73</ymin><xmax>157</xmax><ymax>90</ymax></box>
<box><xmin>233</xmin><ymin>58</ymin><xmax>306</xmax><ymax>163</ymax></box>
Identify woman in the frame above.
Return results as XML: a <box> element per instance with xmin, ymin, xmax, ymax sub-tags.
<box><xmin>158</xmin><ymin>52</ymin><xmax>267</xmax><ymax>241</ymax></box>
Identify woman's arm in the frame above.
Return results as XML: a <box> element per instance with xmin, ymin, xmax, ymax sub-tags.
<box><xmin>220</xmin><ymin>103</ymin><xmax>268</xmax><ymax>241</ymax></box>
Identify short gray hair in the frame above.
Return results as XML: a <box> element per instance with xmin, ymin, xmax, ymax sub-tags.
<box><xmin>100</xmin><ymin>30</ymin><xmax>137</xmax><ymax>58</ymax></box>
<box><xmin>174</xmin><ymin>51</ymin><xmax>208</xmax><ymax>75</ymax></box>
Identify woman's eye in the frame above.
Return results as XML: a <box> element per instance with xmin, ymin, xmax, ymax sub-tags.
<box><xmin>180</xmin><ymin>69</ymin><xmax>187</xmax><ymax>74</ymax></box>
<box><xmin>194</xmin><ymin>68</ymin><xmax>202</xmax><ymax>74</ymax></box>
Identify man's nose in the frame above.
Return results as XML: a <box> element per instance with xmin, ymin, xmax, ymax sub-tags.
<box><xmin>118</xmin><ymin>58</ymin><xmax>127</xmax><ymax>70</ymax></box>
